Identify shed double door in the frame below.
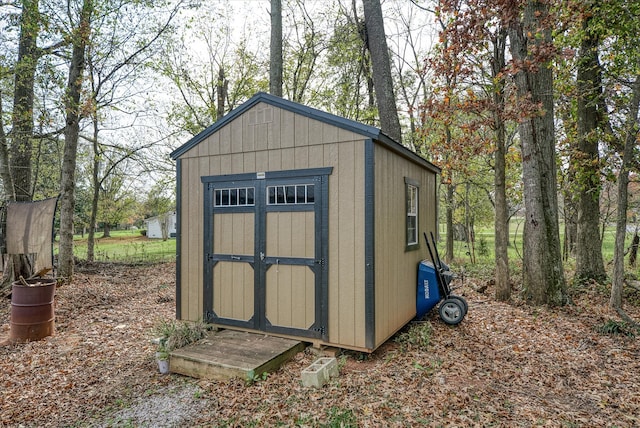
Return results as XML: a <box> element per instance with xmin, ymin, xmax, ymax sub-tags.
<box><xmin>203</xmin><ymin>169</ymin><xmax>330</xmax><ymax>340</ymax></box>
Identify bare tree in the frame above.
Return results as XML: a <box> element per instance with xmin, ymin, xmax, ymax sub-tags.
<box><xmin>282</xmin><ymin>0</ymin><xmax>326</xmax><ymax>104</ymax></box>
<box><xmin>81</xmin><ymin>0</ymin><xmax>181</xmax><ymax>262</ymax></box>
<box><xmin>158</xmin><ymin>6</ymin><xmax>266</xmax><ymax>135</ymax></box>
<box><xmin>386</xmin><ymin>2</ymin><xmax>434</xmax><ymax>151</ymax></box>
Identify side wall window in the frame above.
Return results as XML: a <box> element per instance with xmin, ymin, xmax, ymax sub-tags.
<box><xmin>405</xmin><ymin>178</ymin><xmax>419</xmax><ymax>250</ymax></box>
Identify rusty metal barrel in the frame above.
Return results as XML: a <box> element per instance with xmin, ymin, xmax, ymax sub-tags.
<box><xmin>9</xmin><ymin>278</ymin><xmax>56</xmax><ymax>342</ymax></box>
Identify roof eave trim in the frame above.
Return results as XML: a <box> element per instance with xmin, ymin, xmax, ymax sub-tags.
<box><xmin>375</xmin><ymin>133</ymin><xmax>441</xmax><ymax>174</ymax></box>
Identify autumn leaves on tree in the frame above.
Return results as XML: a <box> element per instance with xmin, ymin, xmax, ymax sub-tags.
<box><xmin>422</xmin><ymin>0</ymin><xmax>640</xmax><ymax>311</ymax></box>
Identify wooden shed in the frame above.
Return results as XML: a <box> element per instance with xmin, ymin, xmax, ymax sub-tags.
<box><xmin>170</xmin><ymin>92</ymin><xmax>440</xmax><ymax>352</ymax></box>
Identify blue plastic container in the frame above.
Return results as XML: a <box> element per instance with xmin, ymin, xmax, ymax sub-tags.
<box><xmin>416</xmin><ymin>260</ymin><xmax>443</xmax><ymax>318</ymax></box>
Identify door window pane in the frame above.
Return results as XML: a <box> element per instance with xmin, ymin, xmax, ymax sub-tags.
<box><xmin>267</xmin><ymin>184</ymin><xmax>315</xmax><ymax>205</ymax></box>
<box><xmin>277</xmin><ymin>186</ymin><xmax>286</xmax><ymax>204</ymax></box>
<box><xmin>286</xmin><ymin>186</ymin><xmax>296</xmax><ymax>204</ymax></box>
<box><xmin>214</xmin><ymin>187</ymin><xmax>256</xmax><ymax>207</ymax></box>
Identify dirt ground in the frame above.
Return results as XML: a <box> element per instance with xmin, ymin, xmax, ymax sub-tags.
<box><xmin>1</xmin><ymin>262</ymin><xmax>639</xmax><ymax>427</ymax></box>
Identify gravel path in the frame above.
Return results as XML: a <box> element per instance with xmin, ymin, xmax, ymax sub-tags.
<box><xmin>97</xmin><ymin>383</ymin><xmax>208</xmax><ymax>427</ymax></box>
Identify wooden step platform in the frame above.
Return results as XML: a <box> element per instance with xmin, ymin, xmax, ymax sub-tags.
<box><xmin>169</xmin><ymin>330</ymin><xmax>306</xmax><ymax>381</ymax></box>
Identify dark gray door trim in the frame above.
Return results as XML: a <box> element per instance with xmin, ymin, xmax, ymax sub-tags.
<box><xmin>202</xmin><ymin>167</ymin><xmax>332</xmax><ymax>341</ymax></box>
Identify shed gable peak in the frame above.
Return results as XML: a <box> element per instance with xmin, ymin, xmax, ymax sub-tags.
<box><xmin>170</xmin><ymin>92</ymin><xmax>381</xmax><ymax>160</ymax></box>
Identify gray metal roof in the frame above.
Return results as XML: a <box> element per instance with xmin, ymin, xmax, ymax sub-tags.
<box><xmin>169</xmin><ymin>92</ymin><xmax>440</xmax><ymax>174</ymax></box>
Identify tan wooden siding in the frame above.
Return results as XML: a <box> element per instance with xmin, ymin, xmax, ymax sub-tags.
<box><xmin>176</xmin><ymin>101</ymin><xmax>441</xmax><ymax>351</ymax></box>
<box><xmin>373</xmin><ymin>145</ymin><xmax>437</xmax><ymax>347</ymax></box>
<box><xmin>266</xmin><ymin>265</ymin><xmax>315</xmax><ymax>329</ymax></box>
<box><xmin>214</xmin><ymin>213</ymin><xmax>254</xmax><ymax>255</ymax></box>
<box><xmin>327</xmin><ymin>141</ymin><xmax>367</xmax><ymax>349</ymax></box>
<box><xmin>212</xmin><ymin>211</ymin><xmax>255</xmax><ymax>322</ymax></box>
<box><xmin>213</xmin><ymin>262</ymin><xmax>254</xmax><ymax>321</ymax></box>
<box><xmin>179</xmin><ymin>102</ymin><xmax>362</xmax><ymax>159</ymax></box>
<box><xmin>178</xmin><ymin>103</ymin><xmax>368</xmax><ymax>351</ymax></box>
<box><xmin>266</xmin><ymin>212</ymin><xmax>314</xmax><ymax>259</ymax></box>
<box><xmin>179</xmin><ymin>157</ymin><xmax>204</xmax><ymax>321</ymax></box>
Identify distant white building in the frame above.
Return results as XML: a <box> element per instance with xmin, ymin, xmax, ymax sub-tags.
<box><xmin>144</xmin><ymin>211</ymin><xmax>177</xmax><ymax>239</ymax></box>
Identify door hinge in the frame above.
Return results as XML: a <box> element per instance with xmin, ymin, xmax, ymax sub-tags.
<box><xmin>314</xmin><ymin>259</ymin><xmax>325</xmax><ymax>266</ymax></box>
<box><xmin>313</xmin><ymin>326</ymin><xmax>326</xmax><ymax>335</ymax></box>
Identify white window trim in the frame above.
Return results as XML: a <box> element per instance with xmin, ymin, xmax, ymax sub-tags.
<box><xmin>405</xmin><ymin>178</ymin><xmax>420</xmax><ymax>250</ymax></box>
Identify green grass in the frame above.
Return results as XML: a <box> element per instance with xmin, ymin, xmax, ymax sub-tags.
<box><xmin>58</xmin><ymin>229</ymin><xmax>176</xmax><ymax>263</ymax></box>
<box><xmin>60</xmin><ymin>221</ymin><xmax>636</xmax><ymax>270</ymax></box>
<box><xmin>438</xmin><ymin>220</ymin><xmax>628</xmax><ymax>265</ymax></box>
<box><xmin>435</xmin><ymin>220</ymin><xmax>640</xmax><ymax>285</ymax></box>
<box><xmin>437</xmin><ymin>220</ymin><xmax>524</xmax><ymax>264</ymax></box>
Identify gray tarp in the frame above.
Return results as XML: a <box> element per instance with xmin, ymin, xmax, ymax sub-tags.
<box><xmin>5</xmin><ymin>197</ymin><xmax>57</xmax><ymax>274</ymax></box>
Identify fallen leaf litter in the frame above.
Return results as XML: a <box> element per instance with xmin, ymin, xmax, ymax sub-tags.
<box><xmin>0</xmin><ymin>262</ymin><xmax>638</xmax><ymax>427</ymax></box>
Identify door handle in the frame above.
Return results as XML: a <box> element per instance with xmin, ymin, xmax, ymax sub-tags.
<box><xmin>260</xmin><ymin>252</ymin><xmax>265</xmax><ymax>261</ymax></box>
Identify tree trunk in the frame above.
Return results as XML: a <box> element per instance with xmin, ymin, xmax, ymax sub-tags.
<box><xmin>611</xmin><ymin>76</ymin><xmax>640</xmax><ymax>309</ymax></box>
<box><xmin>102</xmin><ymin>222</ymin><xmax>111</xmax><ymax>238</ymax></box>
<box><xmin>59</xmin><ymin>0</ymin><xmax>93</xmax><ymax>281</ymax></box>
<box><xmin>351</xmin><ymin>1</ymin><xmax>375</xmax><ymax>113</ymax></box>
<box><xmin>445</xmin><ymin>182</ymin><xmax>455</xmax><ymax>262</ymax></box>
<box><xmin>362</xmin><ymin>0</ymin><xmax>402</xmax><ymax>144</ymax></box>
<box><xmin>87</xmin><ymin>117</ymin><xmax>100</xmax><ymax>262</ymax></box>
<box><xmin>269</xmin><ymin>0</ymin><xmax>283</xmax><ymax>97</ymax></box>
<box><xmin>464</xmin><ymin>182</ymin><xmax>475</xmax><ymax>264</ymax></box>
<box><xmin>563</xmin><ymin>200</ymin><xmax>577</xmax><ymax>260</ymax></box>
<box><xmin>629</xmin><ymin>232</ymin><xmax>639</xmax><ymax>269</ymax></box>
<box><xmin>161</xmin><ymin>212</ymin><xmax>170</xmax><ymax>241</ymax></box>
<box><xmin>508</xmin><ymin>0</ymin><xmax>566</xmax><ymax>305</ymax></box>
<box><xmin>0</xmin><ymin>95</ymin><xmax>15</xmax><ymax>201</ymax></box>
<box><xmin>9</xmin><ymin>0</ymin><xmax>40</xmax><ymax>202</ymax></box>
<box><xmin>492</xmin><ymin>29</ymin><xmax>510</xmax><ymax>301</ymax></box>
<box><xmin>574</xmin><ymin>13</ymin><xmax>605</xmax><ymax>283</ymax></box>
<box><xmin>216</xmin><ymin>66</ymin><xmax>227</xmax><ymax>120</ymax></box>
<box><xmin>0</xmin><ymin>0</ymin><xmax>40</xmax><ymax>283</ymax></box>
